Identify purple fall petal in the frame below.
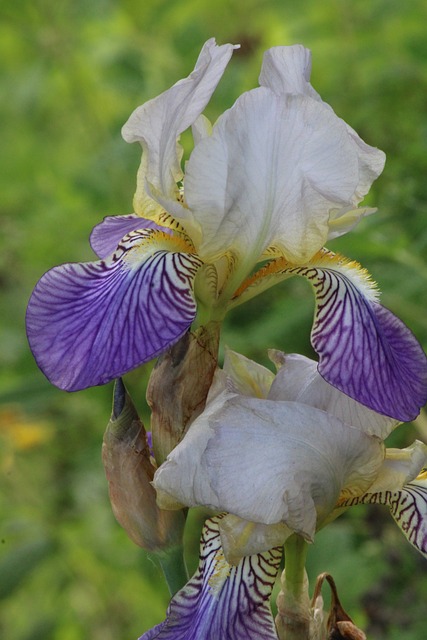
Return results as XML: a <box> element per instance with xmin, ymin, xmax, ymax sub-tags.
<box><xmin>139</xmin><ymin>514</ymin><xmax>281</xmax><ymax>640</ymax></box>
<box><xmin>340</xmin><ymin>475</ymin><xmax>427</xmax><ymax>560</ymax></box>
<box><xmin>90</xmin><ymin>214</ymin><xmax>170</xmax><ymax>259</ymax></box>
<box><xmin>26</xmin><ymin>230</ymin><xmax>202</xmax><ymax>391</ymax></box>
<box><xmin>308</xmin><ymin>266</ymin><xmax>427</xmax><ymax>421</ymax></box>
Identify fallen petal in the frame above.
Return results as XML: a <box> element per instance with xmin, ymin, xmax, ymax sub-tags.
<box><xmin>139</xmin><ymin>514</ymin><xmax>281</xmax><ymax>640</ymax></box>
<box><xmin>26</xmin><ymin>230</ymin><xmax>202</xmax><ymax>391</ymax></box>
<box><xmin>259</xmin><ymin>250</ymin><xmax>427</xmax><ymax>422</ymax></box>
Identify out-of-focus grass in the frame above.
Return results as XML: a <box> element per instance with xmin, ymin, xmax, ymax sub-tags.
<box><xmin>1</xmin><ymin>0</ymin><xmax>426</xmax><ymax>638</ymax></box>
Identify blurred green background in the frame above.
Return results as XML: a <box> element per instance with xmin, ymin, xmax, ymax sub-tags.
<box><xmin>1</xmin><ymin>0</ymin><xmax>427</xmax><ymax>638</ymax></box>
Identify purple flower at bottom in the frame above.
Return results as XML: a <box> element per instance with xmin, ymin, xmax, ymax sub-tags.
<box><xmin>139</xmin><ymin>514</ymin><xmax>281</xmax><ymax>640</ymax></box>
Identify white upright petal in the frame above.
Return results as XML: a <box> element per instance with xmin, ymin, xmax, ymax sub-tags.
<box><xmin>153</xmin><ymin>394</ymin><xmax>383</xmax><ymax>541</ymax></box>
<box><xmin>186</xmin><ymin>87</ymin><xmax>368</xmax><ymax>265</ymax></box>
<box><xmin>268</xmin><ymin>351</ymin><xmax>398</xmax><ymax>439</ymax></box>
<box><xmin>122</xmin><ymin>39</ymin><xmax>237</xmax><ymax>216</ymax></box>
<box><xmin>259</xmin><ymin>45</ymin><xmax>321</xmax><ymax>100</ymax></box>
<box><xmin>259</xmin><ymin>45</ymin><xmax>385</xmax><ymax>237</ymax></box>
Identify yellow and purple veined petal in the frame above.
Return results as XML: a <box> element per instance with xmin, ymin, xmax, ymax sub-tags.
<box><xmin>337</xmin><ymin>443</ymin><xmax>427</xmax><ymax>558</ymax></box>
<box><xmin>26</xmin><ymin>230</ymin><xmax>203</xmax><ymax>391</ymax></box>
<box><xmin>122</xmin><ymin>38</ymin><xmax>238</xmax><ymax>221</ymax></box>
<box><xmin>90</xmin><ymin>213</ymin><xmax>171</xmax><ymax>258</ymax></box>
<box><xmin>233</xmin><ymin>250</ymin><xmax>427</xmax><ymax>422</ymax></box>
<box><xmin>139</xmin><ymin>514</ymin><xmax>281</xmax><ymax>640</ymax></box>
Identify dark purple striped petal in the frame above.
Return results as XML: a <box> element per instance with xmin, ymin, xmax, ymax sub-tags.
<box><xmin>139</xmin><ymin>514</ymin><xmax>281</xmax><ymax>640</ymax></box>
<box><xmin>281</xmin><ymin>252</ymin><xmax>427</xmax><ymax>421</ymax></box>
<box><xmin>340</xmin><ymin>473</ymin><xmax>427</xmax><ymax>559</ymax></box>
<box><xmin>90</xmin><ymin>214</ymin><xmax>170</xmax><ymax>259</ymax></box>
<box><xmin>26</xmin><ymin>230</ymin><xmax>203</xmax><ymax>391</ymax></box>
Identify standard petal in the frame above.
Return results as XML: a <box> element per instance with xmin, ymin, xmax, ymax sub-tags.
<box><xmin>122</xmin><ymin>39</ymin><xmax>237</xmax><ymax>217</ymax></box>
<box><xmin>268</xmin><ymin>352</ymin><xmax>398</xmax><ymax>439</ymax></box>
<box><xmin>258</xmin><ymin>44</ymin><xmax>321</xmax><ymax>100</ymax></box>
<box><xmin>154</xmin><ymin>393</ymin><xmax>383</xmax><ymax>540</ymax></box>
<box><xmin>26</xmin><ymin>230</ymin><xmax>203</xmax><ymax>391</ymax></box>
<box><xmin>259</xmin><ymin>45</ymin><xmax>385</xmax><ymax>211</ymax></box>
<box><xmin>185</xmin><ymin>87</ymin><xmax>370</xmax><ymax>266</ymax></box>
<box><xmin>139</xmin><ymin>514</ymin><xmax>281</xmax><ymax>640</ymax></box>
<box><xmin>90</xmin><ymin>214</ymin><xmax>170</xmax><ymax>259</ymax></box>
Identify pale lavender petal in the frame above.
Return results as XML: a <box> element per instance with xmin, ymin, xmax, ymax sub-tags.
<box><xmin>282</xmin><ymin>254</ymin><xmax>427</xmax><ymax>421</ymax></box>
<box><xmin>90</xmin><ymin>214</ymin><xmax>170</xmax><ymax>258</ymax></box>
<box><xmin>26</xmin><ymin>230</ymin><xmax>202</xmax><ymax>391</ymax></box>
<box><xmin>139</xmin><ymin>514</ymin><xmax>281</xmax><ymax>640</ymax></box>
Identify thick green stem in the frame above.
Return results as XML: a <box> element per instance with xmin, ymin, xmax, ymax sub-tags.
<box><xmin>283</xmin><ymin>534</ymin><xmax>309</xmax><ymax>601</ymax></box>
<box><xmin>276</xmin><ymin>535</ymin><xmax>311</xmax><ymax>640</ymax></box>
<box><xmin>156</xmin><ymin>543</ymin><xmax>189</xmax><ymax>596</ymax></box>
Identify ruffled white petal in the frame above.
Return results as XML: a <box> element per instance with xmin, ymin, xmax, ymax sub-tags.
<box><xmin>259</xmin><ymin>44</ymin><xmax>385</xmax><ymax>237</ymax></box>
<box><xmin>259</xmin><ymin>45</ymin><xmax>320</xmax><ymax>100</ymax></box>
<box><xmin>154</xmin><ymin>393</ymin><xmax>384</xmax><ymax>540</ymax></box>
<box><xmin>185</xmin><ymin>87</ymin><xmax>369</xmax><ymax>266</ymax></box>
<box><xmin>122</xmin><ymin>39</ymin><xmax>236</xmax><ymax>218</ymax></box>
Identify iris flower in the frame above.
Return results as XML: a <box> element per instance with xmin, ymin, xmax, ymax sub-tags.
<box><xmin>26</xmin><ymin>40</ymin><xmax>426</xmax><ymax>422</ymax></box>
<box><xmin>142</xmin><ymin>350</ymin><xmax>427</xmax><ymax>638</ymax></box>
<box><xmin>153</xmin><ymin>350</ymin><xmax>427</xmax><ymax>561</ymax></box>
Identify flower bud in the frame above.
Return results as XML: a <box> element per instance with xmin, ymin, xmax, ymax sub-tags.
<box><xmin>146</xmin><ymin>321</ymin><xmax>220</xmax><ymax>464</ymax></box>
<box><xmin>102</xmin><ymin>378</ymin><xmax>185</xmax><ymax>552</ymax></box>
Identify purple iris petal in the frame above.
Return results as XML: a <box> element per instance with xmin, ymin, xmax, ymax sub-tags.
<box><xmin>26</xmin><ymin>230</ymin><xmax>203</xmax><ymax>391</ymax></box>
<box><xmin>340</xmin><ymin>475</ymin><xmax>427</xmax><ymax>559</ymax></box>
<box><xmin>139</xmin><ymin>514</ymin><xmax>281</xmax><ymax>640</ymax></box>
<box><xmin>90</xmin><ymin>214</ymin><xmax>170</xmax><ymax>259</ymax></box>
<box><xmin>308</xmin><ymin>267</ymin><xmax>427</xmax><ymax>422</ymax></box>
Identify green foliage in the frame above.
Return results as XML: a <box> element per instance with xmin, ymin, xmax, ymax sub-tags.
<box><xmin>1</xmin><ymin>0</ymin><xmax>426</xmax><ymax>638</ymax></box>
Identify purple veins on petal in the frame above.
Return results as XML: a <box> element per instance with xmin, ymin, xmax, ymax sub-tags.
<box><xmin>280</xmin><ymin>252</ymin><xmax>427</xmax><ymax>422</ymax></box>
<box><xmin>26</xmin><ymin>229</ymin><xmax>203</xmax><ymax>392</ymax></box>
<box><xmin>139</xmin><ymin>514</ymin><xmax>281</xmax><ymax>640</ymax></box>
<box><xmin>340</xmin><ymin>474</ymin><xmax>427</xmax><ymax>559</ymax></box>
<box><xmin>90</xmin><ymin>214</ymin><xmax>171</xmax><ymax>259</ymax></box>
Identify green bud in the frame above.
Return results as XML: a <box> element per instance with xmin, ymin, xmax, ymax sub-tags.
<box><xmin>102</xmin><ymin>379</ymin><xmax>186</xmax><ymax>553</ymax></box>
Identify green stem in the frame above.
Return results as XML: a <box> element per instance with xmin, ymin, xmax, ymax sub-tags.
<box><xmin>156</xmin><ymin>543</ymin><xmax>189</xmax><ymax>596</ymax></box>
<box><xmin>283</xmin><ymin>534</ymin><xmax>309</xmax><ymax>600</ymax></box>
<box><xmin>276</xmin><ymin>534</ymin><xmax>311</xmax><ymax>640</ymax></box>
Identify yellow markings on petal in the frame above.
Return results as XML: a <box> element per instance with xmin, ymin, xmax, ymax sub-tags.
<box><xmin>416</xmin><ymin>469</ymin><xmax>427</xmax><ymax>481</ymax></box>
<box><xmin>155</xmin><ymin>209</ymin><xmax>188</xmax><ymax>234</ymax></box>
<box><xmin>208</xmin><ymin>548</ymin><xmax>232</xmax><ymax>597</ymax></box>
<box><xmin>121</xmin><ymin>228</ymin><xmax>200</xmax><ymax>266</ymax></box>
<box><xmin>230</xmin><ymin>247</ymin><xmax>379</xmax><ymax>308</ymax></box>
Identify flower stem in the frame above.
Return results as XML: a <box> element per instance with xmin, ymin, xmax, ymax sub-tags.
<box><xmin>156</xmin><ymin>543</ymin><xmax>189</xmax><ymax>596</ymax></box>
<box><xmin>283</xmin><ymin>534</ymin><xmax>309</xmax><ymax>600</ymax></box>
<box><xmin>276</xmin><ymin>534</ymin><xmax>311</xmax><ymax>640</ymax></box>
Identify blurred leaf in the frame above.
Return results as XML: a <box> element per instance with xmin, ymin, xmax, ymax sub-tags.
<box><xmin>0</xmin><ymin>538</ymin><xmax>55</xmax><ymax>600</ymax></box>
